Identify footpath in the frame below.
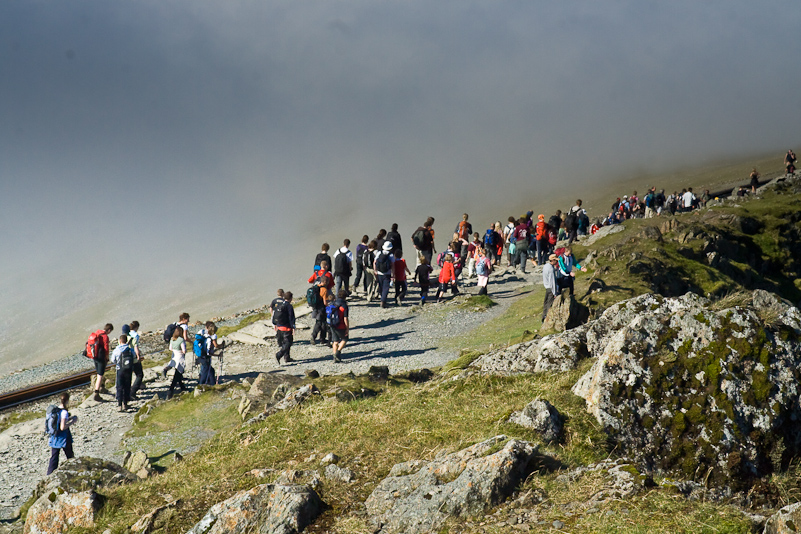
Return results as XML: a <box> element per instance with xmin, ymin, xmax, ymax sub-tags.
<box><xmin>0</xmin><ymin>265</ymin><xmax>542</xmax><ymax>520</ymax></box>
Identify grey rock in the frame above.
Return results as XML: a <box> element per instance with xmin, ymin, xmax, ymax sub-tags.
<box><xmin>272</xmin><ymin>383</ymin><xmax>292</xmax><ymax>400</ymax></box>
<box><xmin>324</xmin><ymin>464</ymin><xmax>354</xmax><ymax>483</ymax></box>
<box><xmin>508</xmin><ymin>399</ymin><xmax>563</xmax><ymax>443</ymax></box>
<box><xmin>471</xmin><ymin>327</ymin><xmax>589</xmax><ymax>375</ymax></box>
<box><xmin>542</xmin><ymin>292</ymin><xmax>589</xmax><ymax>332</ymax></box>
<box><xmin>186</xmin><ymin>484</ymin><xmax>323</xmax><ymax>534</ymax></box>
<box><xmin>365</xmin><ymin>436</ymin><xmax>537</xmax><ymax>534</ymax></box>
<box><xmin>320</xmin><ymin>453</ymin><xmax>339</xmax><ymax>466</ymax></box>
<box><xmin>24</xmin><ymin>491</ymin><xmax>104</xmax><ymax>534</ymax></box>
<box><xmin>30</xmin><ymin>457</ymin><xmax>135</xmax><ymax>505</ymax></box>
<box><xmin>248</xmin><ymin>373</ymin><xmax>272</xmax><ymax>397</ymax></box>
<box><xmin>244</xmin><ymin>384</ymin><xmax>321</xmax><ymax>425</ymax></box>
<box><xmin>123</xmin><ymin>451</ymin><xmax>153</xmax><ymax>479</ymax></box>
<box><xmin>764</xmin><ymin>502</ymin><xmax>801</xmax><ymax>534</ymax></box>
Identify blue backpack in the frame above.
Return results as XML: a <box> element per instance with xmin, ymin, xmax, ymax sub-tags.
<box><xmin>326</xmin><ymin>303</ymin><xmax>341</xmax><ymax>327</ymax></box>
<box><xmin>45</xmin><ymin>405</ymin><xmax>60</xmax><ymax>436</ymax></box>
<box><xmin>194</xmin><ymin>333</ymin><xmax>208</xmax><ymax>360</ymax></box>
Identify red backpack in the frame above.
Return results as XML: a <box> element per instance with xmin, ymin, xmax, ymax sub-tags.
<box><xmin>83</xmin><ymin>330</ymin><xmax>105</xmax><ymax>360</ymax></box>
<box><xmin>547</xmin><ymin>229</ymin><xmax>558</xmax><ymax>246</ymax></box>
<box><xmin>457</xmin><ymin>221</ymin><xmax>469</xmax><ymax>241</ymax></box>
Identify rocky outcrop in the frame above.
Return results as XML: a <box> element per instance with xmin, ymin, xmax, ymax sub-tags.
<box><xmin>571</xmin><ymin>290</ymin><xmax>801</xmax><ymax>485</ymax></box>
<box><xmin>365</xmin><ymin>435</ymin><xmax>537</xmax><ymax>534</ymax></box>
<box><xmin>24</xmin><ymin>491</ymin><xmax>103</xmax><ymax>534</ymax></box>
<box><xmin>186</xmin><ymin>484</ymin><xmax>323</xmax><ymax>534</ymax></box>
<box><xmin>29</xmin><ymin>457</ymin><xmax>134</xmax><ymax>507</ymax></box>
<box><xmin>470</xmin><ymin>327</ymin><xmax>588</xmax><ymax>375</ymax></box>
<box><xmin>122</xmin><ymin>450</ymin><xmax>153</xmax><ymax>479</ymax></box>
<box><xmin>130</xmin><ymin>499</ymin><xmax>180</xmax><ymax>534</ymax></box>
<box><xmin>508</xmin><ymin>399</ymin><xmax>564</xmax><ymax>443</ymax></box>
<box><xmin>764</xmin><ymin>502</ymin><xmax>801</xmax><ymax>534</ymax></box>
<box><xmin>541</xmin><ymin>293</ymin><xmax>589</xmax><ymax>332</ymax></box>
<box><xmin>244</xmin><ymin>384</ymin><xmax>320</xmax><ymax>425</ymax></box>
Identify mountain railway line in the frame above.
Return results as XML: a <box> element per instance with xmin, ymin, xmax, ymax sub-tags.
<box><xmin>0</xmin><ymin>364</ymin><xmax>110</xmax><ymax>411</ymax></box>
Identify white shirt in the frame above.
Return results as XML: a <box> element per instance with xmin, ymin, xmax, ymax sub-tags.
<box><xmin>682</xmin><ymin>191</ymin><xmax>695</xmax><ymax>208</ymax></box>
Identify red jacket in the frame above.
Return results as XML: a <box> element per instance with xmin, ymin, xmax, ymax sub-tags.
<box><xmin>308</xmin><ymin>270</ymin><xmax>334</xmax><ymax>289</ymax></box>
<box><xmin>438</xmin><ymin>262</ymin><xmax>456</xmax><ymax>283</ymax></box>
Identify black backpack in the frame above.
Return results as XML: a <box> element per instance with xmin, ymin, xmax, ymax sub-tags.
<box><xmin>272</xmin><ymin>299</ymin><xmax>290</xmax><ymax>327</ymax></box>
<box><xmin>306</xmin><ymin>285</ymin><xmax>320</xmax><ymax>308</ymax></box>
<box><xmin>375</xmin><ymin>252</ymin><xmax>391</xmax><ymax>273</ymax></box>
<box><xmin>565</xmin><ymin>212</ymin><xmax>578</xmax><ymax>230</ymax></box>
<box><xmin>163</xmin><ymin>323</ymin><xmax>178</xmax><ymax>343</ymax></box>
<box><xmin>334</xmin><ymin>252</ymin><xmax>351</xmax><ymax>276</ymax></box>
<box><xmin>120</xmin><ymin>347</ymin><xmax>135</xmax><ymax>372</ymax></box>
<box><xmin>412</xmin><ymin>228</ymin><xmax>426</xmax><ymax>249</ymax></box>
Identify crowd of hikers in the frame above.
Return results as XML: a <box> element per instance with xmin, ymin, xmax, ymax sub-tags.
<box><xmin>49</xmin><ymin>152</ymin><xmax>797</xmax><ymax>474</ymax></box>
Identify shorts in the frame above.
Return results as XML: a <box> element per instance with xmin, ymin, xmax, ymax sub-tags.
<box><xmin>330</xmin><ymin>327</ymin><xmax>349</xmax><ymax>343</ymax></box>
<box><xmin>94</xmin><ymin>358</ymin><xmax>107</xmax><ymax>376</ymax></box>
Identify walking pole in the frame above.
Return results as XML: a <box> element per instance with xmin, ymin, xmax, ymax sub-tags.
<box><xmin>216</xmin><ymin>341</ymin><xmax>225</xmax><ymax>385</ymax></box>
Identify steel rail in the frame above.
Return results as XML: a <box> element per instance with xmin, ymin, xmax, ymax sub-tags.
<box><xmin>0</xmin><ymin>363</ymin><xmax>111</xmax><ymax>411</ymax></box>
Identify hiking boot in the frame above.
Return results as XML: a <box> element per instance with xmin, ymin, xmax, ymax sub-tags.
<box><xmin>275</xmin><ymin>352</ymin><xmax>282</xmax><ymax>364</ymax></box>
<box><xmin>129</xmin><ymin>393</ymin><xmax>139</xmax><ymax>401</ymax></box>
<box><xmin>123</xmin><ymin>403</ymin><xmax>131</xmax><ymax>411</ymax></box>
<box><xmin>284</xmin><ymin>357</ymin><xmax>294</xmax><ymax>363</ymax></box>
<box><xmin>118</xmin><ymin>405</ymin><xmax>125</xmax><ymax>412</ymax></box>
<box><xmin>333</xmin><ymin>354</ymin><xmax>341</xmax><ymax>363</ymax></box>
<box><xmin>93</xmin><ymin>392</ymin><xmax>102</xmax><ymax>402</ymax></box>
<box><xmin>310</xmin><ymin>338</ymin><xmax>317</xmax><ymax>346</ymax></box>
<box><xmin>167</xmin><ymin>392</ymin><xmax>174</xmax><ymax>400</ymax></box>
<box><xmin>99</xmin><ymin>388</ymin><xmax>111</xmax><ymax>395</ymax></box>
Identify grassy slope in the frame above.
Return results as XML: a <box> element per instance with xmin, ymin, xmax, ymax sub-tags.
<box><xmin>66</xmin><ymin>170</ymin><xmax>801</xmax><ymax>533</ymax></box>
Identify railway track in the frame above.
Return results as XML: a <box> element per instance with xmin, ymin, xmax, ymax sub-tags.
<box><xmin>0</xmin><ymin>364</ymin><xmax>110</xmax><ymax>411</ymax></box>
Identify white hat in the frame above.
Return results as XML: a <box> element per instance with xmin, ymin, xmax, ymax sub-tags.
<box><xmin>382</xmin><ymin>241</ymin><xmax>393</xmax><ymax>251</ymax></box>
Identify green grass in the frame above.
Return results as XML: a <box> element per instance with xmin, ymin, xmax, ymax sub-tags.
<box><xmin>215</xmin><ymin>313</ymin><xmax>271</xmax><ymax>338</ymax></box>
<box><xmin>0</xmin><ymin>409</ymin><xmax>41</xmax><ymax>434</ymax></box>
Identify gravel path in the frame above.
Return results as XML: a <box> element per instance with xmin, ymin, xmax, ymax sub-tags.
<box><xmin>0</xmin><ymin>265</ymin><xmax>541</xmax><ymax>520</ymax></box>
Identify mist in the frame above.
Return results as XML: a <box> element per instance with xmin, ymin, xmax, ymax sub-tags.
<box><xmin>1</xmin><ymin>0</ymin><xmax>800</xmax><ymax>375</ymax></box>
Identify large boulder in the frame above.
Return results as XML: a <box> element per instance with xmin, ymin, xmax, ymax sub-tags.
<box><xmin>571</xmin><ymin>290</ymin><xmax>801</xmax><ymax>486</ymax></box>
<box><xmin>541</xmin><ymin>292</ymin><xmax>589</xmax><ymax>332</ymax></box>
<box><xmin>470</xmin><ymin>326</ymin><xmax>588</xmax><ymax>375</ymax></box>
<box><xmin>365</xmin><ymin>436</ymin><xmax>537</xmax><ymax>534</ymax></box>
<box><xmin>24</xmin><ymin>491</ymin><xmax>103</xmax><ymax>534</ymax></box>
<box><xmin>29</xmin><ymin>457</ymin><xmax>135</xmax><ymax>507</ymax></box>
<box><xmin>186</xmin><ymin>484</ymin><xmax>323</xmax><ymax>534</ymax></box>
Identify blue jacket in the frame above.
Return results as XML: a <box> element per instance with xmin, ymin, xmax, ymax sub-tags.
<box><xmin>48</xmin><ymin>408</ymin><xmax>72</xmax><ymax>449</ymax></box>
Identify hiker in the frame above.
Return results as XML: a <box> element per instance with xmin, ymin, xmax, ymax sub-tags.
<box><xmin>411</xmin><ymin>217</ymin><xmax>435</xmax><ymax>266</ymax></box>
<box><xmin>314</xmin><ymin>243</ymin><xmax>331</xmax><ymax>271</ymax></box>
<box><xmin>737</xmin><ymin>186</ymin><xmax>747</xmax><ymax>197</ymax></box>
<box><xmin>435</xmin><ymin>254</ymin><xmax>457</xmax><ymax>303</ymax></box>
<box><xmin>125</xmin><ymin>321</ymin><xmax>144</xmax><ymax>400</ymax></box>
<box><xmin>308</xmin><ymin>260</ymin><xmax>334</xmax><ymax>293</ymax></box>
<box><xmin>483</xmin><ymin>224</ymin><xmax>501</xmax><ymax>266</ymax></box>
<box><xmin>309</xmin><ymin>272</ymin><xmax>330</xmax><ymax>346</ymax></box>
<box><xmin>556</xmin><ymin>247</ymin><xmax>586</xmax><ymax>296</ymax></box>
<box><xmin>270</xmin><ymin>289</ymin><xmax>285</xmax><ymax>313</ymax></box>
<box><xmin>87</xmin><ymin>323</ymin><xmax>113</xmax><ymax>402</ymax></box>
<box><xmin>353</xmin><ymin>235</ymin><xmax>369</xmax><ymax>294</ymax></box>
<box><xmin>162</xmin><ymin>325</ymin><xmax>186</xmax><ymax>399</ymax></box>
<box><xmin>511</xmin><ymin>217</ymin><xmax>530</xmax><ymax>273</ymax></box>
<box><xmin>375</xmin><ymin>229</ymin><xmax>388</xmax><ymax>251</ymax></box>
<box><xmin>455</xmin><ymin>214</ymin><xmax>472</xmax><ymax>259</ymax></box>
<box><xmin>327</xmin><ymin>291</ymin><xmax>349</xmax><ymax>363</ymax></box>
<box><xmin>273</xmin><ymin>291</ymin><xmax>295</xmax><ymax>364</ymax></box>
<box><xmin>163</xmin><ymin>313</ymin><xmax>190</xmax><ymax>344</ymax></box>
<box><xmin>655</xmin><ymin>189</ymin><xmax>666</xmax><ymax>215</ymax></box>
<box><xmin>363</xmin><ymin>240</ymin><xmax>379</xmax><ymax>301</ymax></box>
<box><xmin>475</xmin><ymin>246</ymin><xmax>492</xmax><ymax>296</ymax></box>
<box><xmin>542</xmin><ymin>254</ymin><xmax>560</xmax><ymax>322</ymax></box>
<box><xmin>503</xmin><ymin>216</ymin><xmax>516</xmax><ymax>265</ymax></box>
<box><xmin>750</xmin><ymin>168</ymin><xmax>760</xmax><ymax>193</ymax></box>
<box><xmin>386</xmin><ymin>223</ymin><xmax>403</xmax><ymax>255</ymax></box>
<box><xmin>196</xmin><ymin>322</ymin><xmax>220</xmax><ymax>385</ymax></box>
<box><xmin>46</xmin><ymin>392</ymin><xmax>77</xmax><ymax>475</ymax></box>
<box><xmin>110</xmin><ymin>334</ymin><xmax>135</xmax><ymax>411</ymax></box>
<box><xmin>374</xmin><ymin>241</ymin><xmax>395</xmax><ymax>308</ymax></box>
<box><xmin>565</xmin><ymin>201</ymin><xmax>582</xmax><ymax>244</ymax></box>
<box><xmin>414</xmin><ymin>257</ymin><xmax>433</xmax><ymax>305</ymax></box>
<box><xmin>466</xmin><ymin>232</ymin><xmax>481</xmax><ymax>278</ymax></box>
<box><xmin>644</xmin><ymin>188</ymin><xmax>656</xmax><ymax>219</ymax></box>
<box><xmin>393</xmin><ymin>249</ymin><xmax>411</xmax><ymax>305</ymax></box>
<box><xmin>534</xmin><ymin>214</ymin><xmax>549</xmax><ymax>266</ymax></box>
<box><xmin>786</xmin><ymin>150</ymin><xmax>797</xmax><ymax>174</ymax></box>
<box><xmin>682</xmin><ymin>188</ymin><xmax>696</xmax><ymax>212</ymax></box>
<box><xmin>333</xmin><ymin>239</ymin><xmax>353</xmax><ymax>298</ymax></box>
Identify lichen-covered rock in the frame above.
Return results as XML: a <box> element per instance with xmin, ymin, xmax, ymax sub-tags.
<box><xmin>24</xmin><ymin>491</ymin><xmax>103</xmax><ymax>534</ymax></box>
<box><xmin>571</xmin><ymin>290</ymin><xmax>801</xmax><ymax>485</ymax></box>
<box><xmin>248</xmin><ymin>373</ymin><xmax>272</xmax><ymax>397</ymax></box>
<box><xmin>470</xmin><ymin>326</ymin><xmax>588</xmax><ymax>375</ymax></box>
<box><xmin>123</xmin><ymin>450</ymin><xmax>153</xmax><ymax>479</ymax></box>
<box><xmin>30</xmin><ymin>457</ymin><xmax>135</xmax><ymax>506</ymax></box>
<box><xmin>245</xmin><ymin>384</ymin><xmax>320</xmax><ymax>425</ymax></box>
<box><xmin>130</xmin><ymin>499</ymin><xmax>180</xmax><ymax>534</ymax></box>
<box><xmin>763</xmin><ymin>501</ymin><xmax>801</xmax><ymax>534</ymax></box>
<box><xmin>508</xmin><ymin>399</ymin><xmax>564</xmax><ymax>443</ymax></box>
<box><xmin>541</xmin><ymin>293</ymin><xmax>589</xmax><ymax>332</ymax></box>
<box><xmin>365</xmin><ymin>435</ymin><xmax>537</xmax><ymax>534</ymax></box>
<box><xmin>186</xmin><ymin>484</ymin><xmax>323</xmax><ymax>534</ymax></box>
<box><xmin>324</xmin><ymin>464</ymin><xmax>354</xmax><ymax>483</ymax></box>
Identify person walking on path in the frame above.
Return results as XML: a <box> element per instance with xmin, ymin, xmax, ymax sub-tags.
<box><xmin>386</xmin><ymin>223</ymin><xmax>403</xmax><ymax>255</ymax></box>
<box><xmin>393</xmin><ymin>249</ymin><xmax>411</xmax><ymax>305</ymax></box>
<box><xmin>87</xmin><ymin>324</ymin><xmax>113</xmax><ymax>402</ymax></box>
<box><xmin>475</xmin><ymin>246</ymin><xmax>492</xmax><ymax>296</ymax></box>
<box><xmin>414</xmin><ymin>257</ymin><xmax>433</xmax><ymax>305</ymax></box>
<box><xmin>511</xmin><ymin>218</ymin><xmax>530</xmax><ymax>273</ymax></box>
<box><xmin>314</xmin><ymin>243</ymin><xmax>332</xmax><ymax>271</ymax></box>
<box><xmin>542</xmin><ymin>254</ymin><xmax>560</xmax><ymax>322</ymax></box>
<box><xmin>273</xmin><ymin>291</ymin><xmax>296</xmax><ymax>364</ymax></box>
<box><xmin>412</xmin><ymin>217</ymin><xmax>435</xmax><ymax>266</ymax></box>
<box><xmin>309</xmin><ymin>273</ymin><xmax>331</xmax><ymax>346</ymax></box>
<box><xmin>455</xmin><ymin>214</ymin><xmax>472</xmax><ymax>259</ymax></box>
<box><xmin>110</xmin><ymin>334</ymin><xmax>135</xmax><ymax>411</ymax></box>
<box><xmin>333</xmin><ymin>239</ymin><xmax>353</xmax><ymax>298</ymax></box>
<box><xmin>374</xmin><ymin>241</ymin><xmax>395</xmax><ymax>308</ymax></box>
<box><xmin>327</xmin><ymin>290</ymin><xmax>350</xmax><ymax>363</ymax></box>
<box><xmin>435</xmin><ymin>254</ymin><xmax>457</xmax><ymax>303</ymax></box>
<box><xmin>363</xmin><ymin>240</ymin><xmax>379</xmax><ymax>301</ymax></box>
<box><xmin>46</xmin><ymin>392</ymin><xmax>77</xmax><ymax>475</ymax></box>
<box><xmin>162</xmin><ymin>326</ymin><xmax>186</xmax><ymax>399</ymax></box>
<box><xmin>353</xmin><ymin>235</ymin><xmax>369</xmax><ymax>293</ymax></box>
<box><xmin>196</xmin><ymin>322</ymin><xmax>221</xmax><ymax>385</ymax></box>
<box><xmin>125</xmin><ymin>321</ymin><xmax>144</xmax><ymax>400</ymax></box>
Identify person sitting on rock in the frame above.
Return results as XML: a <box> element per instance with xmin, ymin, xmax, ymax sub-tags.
<box><xmin>556</xmin><ymin>247</ymin><xmax>586</xmax><ymax>296</ymax></box>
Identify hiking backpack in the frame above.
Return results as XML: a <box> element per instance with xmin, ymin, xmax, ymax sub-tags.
<box><xmin>119</xmin><ymin>347</ymin><xmax>135</xmax><ymax>372</ymax></box>
<box><xmin>483</xmin><ymin>229</ymin><xmax>497</xmax><ymax>249</ymax></box>
<box><xmin>83</xmin><ymin>330</ymin><xmax>105</xmax><ymax>360</ymax></box>
<box><xmin>163</xmin><ymin>323</ymin><xmax>178</xmax><ymax>343</ymax></box>
<box><xmin>547</xmin><ymin>229</ymin><xmax>558</xmax><ymax>246</ymax></box>
<box><xmin>272</xmin><ymin>299</ymin><xmax>290</xmax><ymax>327</ymax></box>
<box><xmin>564</xmin><ymin>212</ymin><xmax>578</xmax><ymax>230</ymax></box>
<box><xmin>412</xmin><ymin>228</ymin><xmax>426</xmax><ymax>249</ymax></box>
<box><xmin>476</xmin><ymin>258</ymin><xmax>489</xmax><ymax>276</ymax></box>
<box><xmin>457</xmin><ymin>221</ymin><xmax>469</xmax><ymax>241</ymax></box>
<box><xmin>334</xmin><ymin>251</ymin><xmax>351</xmax><ymax>276</ymax></box>
<box><xmin>375</xmin><ymin>252</ymin><xmax>391</xmax><ymax>273</ymax></box>
<box><xmin>325</xmin><ymin>303</ymin><xmax>341</xmax><ymax>327</ymax></box>
<box><xmin>194</xmin><ymin>333</ymin><xmax>209</xmax><ymax>360</ymax></box>
<box><xmin>306</xmin><ymin>285</ymin><xmax>320</xmax><ymax>308</ymax></box>
<box><xmin>645</xmin><ymin>193</ymin><xmax>654</xmax><ymax>208</ymax></box>
<box><xmin>45</xmin><ymin>405</ymin><xmax>60</xmax><ymax>435</ymax></box>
